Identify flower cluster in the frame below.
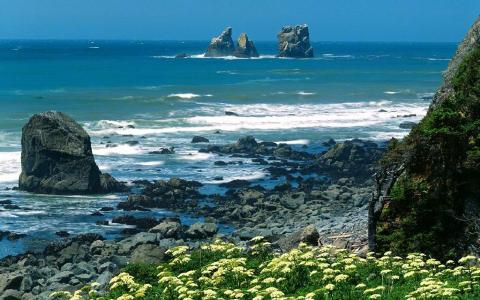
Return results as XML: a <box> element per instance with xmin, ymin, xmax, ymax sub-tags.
<box><xmin>54</xmin><ymin>238</ymin><xmax>480</xmax><ymax>299</ymax></box>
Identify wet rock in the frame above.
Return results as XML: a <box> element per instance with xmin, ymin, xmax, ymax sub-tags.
<box><xmin>205</xmin><ymin>27</ymin><xmax>235</xmax><ymax>57</ymax></box>
<box><xmin>0</xmin><ymin>200</ymin><xmax>12</xmax><ymax>205</ymax></box>
<box><xmin>278</xmin><ymin>24</ymin><xmax>314</xmax><ymax>58</ymax></box>
<box><xmin>111</xmin><ymin>215</ymin><xmax>159</xmax><ymax>230</ymax></box>
<box><xmin>277</xmin><ymin>224</ymin><xmax>320</xmax><ymax>251</ymax></box>
<box><xmin>55</xmin><ymin>231</ymin><xmax>70</xmax><ymax>238</ymax></box>
<box><xmin>185</xmin><ymin>222</ymin><xmax>218</xmax><ymax>239</ymax></box>
<box><xmin>191</xmin><ymin>136</ymin><xmax>210</xmax><ymax>143</ymax></box>
<box><xmin>149</xmin><ymin>147</ymin><xmax>175</xmax><ymax>154</ymax></box>
<box><xmin>225</xmin><ymin>111</ymin><xmax>239</xmax><ymax>116</ymax></box>
<box><xmin>399</xmin><ymin>121</ymin><xmax>417</xmax><ymax>129</ymax></box>
<box><xmin>1</xmin><ymin>289</ymin><xmax>22</xmax><ymax>300</ymax></box>
<box><xmin>322</xmin><ymin>138</ymin><xmax>336</xmax><ymax>147</ymax></box>
<box><xmin>220</xmin><ymin>179</ymin><xmax>250</xmax><ymax>189</ymax></box>
<box><xmin>18</xmin><ymin>111</ymin><xmax>125</xmax><ymax>194</ymax></box>
<box><xmin>233</xmin><ymin>33</ymin><xmax>259</xmax><ymax>58</ymax></box>
<box><xmin>280</xmin><ymin>192</ymin><xmax>305</xmax><ymax>209</ymax></box>
<box><xmin>149</xmin><ymin>218</ymin><xmax>183</xmax><ymax>239</ymax></box>
<box><xmin>131</xmin><ymin>244</ymin><xmax>167</xmax><ymax>264</ymax></box>
<box><xmin>124</xmin><ymin>140</ymin><xmax>139</xmax><ymax>146</ymax></box>
<box><xmin>3</xmin><ymin>204</ymin><xmax>20</xmax><ymax>210</ymax></box>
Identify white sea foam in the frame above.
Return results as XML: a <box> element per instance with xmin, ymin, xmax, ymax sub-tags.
<box><xmin>87</xmin><ymin>101</ymin><xmax>429</xmax><ymax>137</ymax></box>
<box><xmin>167</xmin><ymin>93</ymin><xmax>202</xmax><ymax>99</ymax></box>
<box><xmin>384</xmin><ymin>91</ymin><xmax>400</xmax><ymax>95</ymax></box>
<box><xmin>137</xmin><ymin>161</ymin><xmax>164</xmax><ymax>166</ymax></box>
<box><xmin>0</xmin><ymin>151</ymin><xmax>21</xmax><ymax>183</ymax></box>
<box><xmin>322</xmin><ymin>54</ymin><xmax>354</xmax><ymax>59</ymax></box>
<box><xmin>177</xmin><ymin>151</ymin><xmax>213</xmax><ymax>161</ymax></box>
<box><xmin>297</xmin><ymin>91</ymin><xmax>316</xmax><ymax>96</ymax></box>
<box><xmin>88</xmin><ymin>46</ymin><xmax>100</xmax><ymax>49</ymax></box>
<box><xmin>276</xmin><ymin>139</ymin><xmax>310</xmax><ymax>145</ymax></box>
<box><xmin>93</xmin><ymin>145</ymin><xmax>144</xmax><ymax>156</ymax></box>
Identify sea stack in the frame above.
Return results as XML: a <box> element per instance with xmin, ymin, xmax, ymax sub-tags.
<box><xmin>233</xmin><ymin>33</ymin><xmax>259</xmax><ymax>58</ymax></box>
<box><xmin>204</xmin><ymin>27</ymin><xmax>235</xmax><ymax>57</ymax></box>
<box><xmin>19</xmin><ymin>111</ymin><xmax>126</xmax><ymax>194</ymax></box>
<box><xmin>277</xmin><ymin>24</ymin><xmax>314</xmax><ymax>58</ymax></box>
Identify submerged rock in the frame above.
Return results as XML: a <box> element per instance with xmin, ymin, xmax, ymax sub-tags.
<box><xmin>278</xmin><ymin>24</ymin><xmax>314</xmax><ymax>58</ymax></box>
<box><xmin>234</xmin><ymin>33</ymin><xmax>259</xmax><ymax>58</ymax></box>
<box><xmin>205</xmin><ymin>27</ymin><xmax>235</xmax><ymax>57</ymax></box>
<box><xmin>191</xmin><ymin>136</ymin><xmax>210</xmax><ymax>143</ymax></box>
<box><xmin>18</xmin><ymin>111</ymin><xmax>126</xmax><ymax>194</ymax></box>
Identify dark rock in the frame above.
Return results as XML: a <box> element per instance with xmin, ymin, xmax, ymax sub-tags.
<box><xmin>214</xmin><ymin>161</ymin><xmax>228</xmax><ymax>166</ymax></box>
<box><xmin>112</xmin><ymin>215</ymin><xmax>159</xmax><ymax>230</ymax></box>
<box><xmin>72</xmin><ymin>233</ymin><xmax>104</xmax><ymax>244</ymax></box>
<box><xmin>6</xmin><ymin>232</ymin><xmax>26</xmax><ymax>241</ymax></box>
<box><xmin>322</xmin><ymin>138</ymin><xmax>336</xmax><ymax>147</ymax></box>
<box><xmin>213</xmin><ymin>176</ymin><xmax>224</xmax><ymax>181</ymax></box>
<box><xmin>18</xmin><ymin>111</ymin><xmax>125</xmax><ymax>194</ymax></box>
<box><xmin>0</xmin><ymin>200</ymin><xmax>12</xmax><ymax>205</ymax></box>
<box><xmin>225</xmin><ymin>111</ymin><xmax>239</xmax><ymax>116</ymax></box>
<box><xmin>278</xmin><ymin>24</ymin><xmax>314</xmax><ymax>58</ymax></box>
<box><xmin>399</xmin><ymin>121</ymin><xmax>417</xmax><ymax>129</ymax></box>
<box><xmin>277</xmin><ymin>224</ymin><xmax>320</xmax><ymax>251</ymax></box>
<box><xmin>96</xmin><ymin>220</ymin><xmax>109</xmax><ymax>226</ymax></box>
<box><xmin>131</xmin><ymin>244</ymin><xmax>167</xmax><ymax>264</ymax></box>
<box><xmin>175</xmin><ymin>53</ymin><xmax>189</xmax><ymax>59</ymax></box>
<box><xmin>3</xmin><ymin>204</ymin><xmax>20</xmax><ymax>210</ymax></box>
<box><xmin>55</xmin><ymin>231</ymin><xmax>70</xmax><ymax>238</ymax></box>
<box><xmin>149</xmin><ymin>147</ymin><xmax>175</xmax><ymax>154</ymax></box>
<box><xmin>100</xmin><ymin>173</ymin><xmax>129</xmax><ymax>193</ymax></box>
<box><xmin>219</xmin><ymin>179</ymin><xmax>250</xmax><ymax>189</ymax></box>
<box><xmin>124</xmin><ymin>140</ymin><xmax>139</xmax><ymax>146</ymax></box>
<box><xmin>185</xmin><ymin>222</ymin><xmax>218</xmax><ymax>239</ymax></box>
<box><xmin>90</xmin><ymin>211</ymin><xmax>104</xmax><ymax>216</ymax></box>
<box><xmin>233</xmin><ymin>33</ymin><xmax>259</xmax><ymax>58</ymax></box>
<box><xmin>149</xmin><ymin>218</ymin><xmax>183</xmax><ymax>239</ymax></box>
<box><xmin>100</xmin><ymin>207</ymin><xmax>114</xmax><ymax>211</ymax></box>
<box><xmin>205</xmin><ymin>27</ymin><xmax>235</xmax><ymax>57</ymax></box>
<box><xmin>191</xmin><ymin>136</ymin><xmax>210</xmax><ymax>143</ymax></box>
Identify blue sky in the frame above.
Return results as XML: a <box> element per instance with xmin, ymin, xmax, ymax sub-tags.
<box><xmin>0</xmin><ymin>0</ymin><xmax>479</xmax><ymax>42</ymax></box>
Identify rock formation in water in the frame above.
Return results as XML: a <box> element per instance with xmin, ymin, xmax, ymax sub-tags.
<box><xmin>369</xmin><ymin>16</ymin><xmax>480</xmax><ymax>259</ymax></box>
<box><xmin>204</xmin><ymin>27</ymin><xmax>235</xmax><ymax>57</ymax></box>
<box><xmin>277</xmin><ymin>24</ymin><xmax>314</xmax><ymax>58</ymax></box>
<box><xmin>233</xmin><ymin>33</ymin><xmax>259</xmax><ymax>58</ymax></box>
<box><xmin>19</xmin><ymin>111</ymin><xmax>127</xmax><ymax>194</ymax></box>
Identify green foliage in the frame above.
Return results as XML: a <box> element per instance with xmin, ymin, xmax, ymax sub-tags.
<box><xmin>376</xmin><ymin>46</ymin><xmax>480</xmax><ymax>260</ymax></box>
<box><xmin>52</xmin><ymin>239</ymin><xmax>480</xmax><ymax>300</ymax></box>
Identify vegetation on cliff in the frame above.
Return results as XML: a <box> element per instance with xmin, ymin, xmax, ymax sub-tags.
<box><xmin>375</xmin><ymin>45</ymin><xmax>480</xmax><ymax>259</ymax></box>
<box><xmin>52</xmin><ymin>238</ymin><xmax>480</xmax><ymax>299</ymax></box>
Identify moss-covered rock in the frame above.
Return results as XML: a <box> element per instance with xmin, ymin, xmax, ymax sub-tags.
<box><xmin>372</xmin><ymin>17</ymin><xmax>480</xmax><ymax>260</ymax></box>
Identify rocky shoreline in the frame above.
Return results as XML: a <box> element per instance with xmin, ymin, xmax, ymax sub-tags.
<box><xmin>0</xmin><ymin>128</ymin><xmax>385</xmax><ymax>299</ymax></box>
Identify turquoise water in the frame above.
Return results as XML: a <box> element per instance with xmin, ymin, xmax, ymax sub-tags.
<box><xmin>0</xmin><ymin>40</ymin><xmax>455</xmax><ymax>257</ymax></box>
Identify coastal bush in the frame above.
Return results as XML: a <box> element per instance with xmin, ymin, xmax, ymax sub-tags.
<box><xmin>51</xmin><ymin>237</ymin><xmax>480</xmax><ymax>299</ymax></box>
<box><xmin>375</xmin><ymin>46</ymin><xmax>480</xmax><ymax>260</ymax></box>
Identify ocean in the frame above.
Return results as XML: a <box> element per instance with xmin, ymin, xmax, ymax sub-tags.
<box><xmin>0</xmin><ymin>40</ymin><xmax>455</xmax><ymax>258</ymax></box>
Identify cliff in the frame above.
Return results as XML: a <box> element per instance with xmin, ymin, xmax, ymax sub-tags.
<box><xmin>369</xmin><ymin>16</ymin><xmax>480</xmax><ymax>259</ymax></box>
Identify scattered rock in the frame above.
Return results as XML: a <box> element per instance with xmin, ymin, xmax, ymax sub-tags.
<box><xmin>205</xmin><ymin>27</ymin><xmax>235</xmax><ymax>57</ymax></box>
<box><xmin>191</xmin><ymin>136</ymin><xmax>210</xmax><ymax>143</ymax></box>
<box><xmin>278</xmin><ymin>24</ymin><xmax>314</xmax><ymax>58</ymax></box>
<box><xmin>233</xmin><ymin>33</ymin><xmax>259</xmax><ymax>58</ymax></box>
<box><xmin>18</xmin><ymin>111</ymin><xmax>126</xmax><ymax>194</ymax></box>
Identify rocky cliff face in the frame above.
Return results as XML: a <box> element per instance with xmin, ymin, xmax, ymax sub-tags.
<box><xmin>19</xmin><ymin>111</ymin><xmax>126</xmax><ymax>194</ymax></box>
<box><xmin>370</xmin><ymin>16</ymin><xmax>480</xmax><ymax>259</ymax></box>
<box><xmin>277</xmin><ymin>24</ymin><xmax>314</xmax><ymax>58</ymax></box>
<box><xmin>233</xmin><ymin>33</ymin><xmax>259</xmax><ymax>58</ymax></box>
<box><xmin>204</xmin><ymin>27</ymin><xmax>235</xmax><ymax>57</ymax></box>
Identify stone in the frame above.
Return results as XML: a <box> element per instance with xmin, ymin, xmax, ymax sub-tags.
<box><xmin>18</xmin><ymin>111</ymin><xmax>126</xmax><ymax>194</ymax></box>
<box><xmin>205</xmin><ymin>27</ymin><xmax>235</xmax><ymax>57</ymax></box>
<box><xmin>191</xmin><ymin>136</ymin><xmax>210</xmax><ymax>143</ymax></box>
<box><xmin>0</xmin><ymin>273</ymin><xmax>23</xmax><ymax>293</ymax></box>
<box><xmin>299</xmin><ymin>224</ymin><xmax>320</xmax><ymax>246</ymax></box>
<box><xmin>0</xmin><ymin>289</ymin><xmax>22</xmax><ymax>300</ymax></box>
<box><xmin>278</xmin><ymin>24</ymin><xmax>314</xmax><ymax>58</ymax></box>
<box><xmin>399</xmin><ymin>121</ymin><xmax>417</xmax><ymax>129</ymax></box>
<box><xmin>185</xmin><ymin>222</ymin><xmax>218</xmax><ymax>239</ymax></box>
<box><xmin>225</xmin><ymin>111</ymin><xmax>239</xmax><ymax>116</ymax></box>
<box><xmin>130</xmin><ymin>244</ymin><xmax>167</xmax><ymax>264</ymax></box>
<box><xmin>233</xmin><ymin>33</ymin><xmax>259</xmax><ymax>58</ymax></box>
<box><xmin>149</xmin><ymin>219</ymin><xmax>182</xmax><ymax>238</ymax></box>
<box><xmin>280</xmin><ymin>192</ymin><xmax>305</xmax><ymax>209</ymax></box>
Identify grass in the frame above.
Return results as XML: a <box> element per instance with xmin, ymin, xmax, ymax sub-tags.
<box><xmin>51</xmin><ymin>237</ymin><xmax>480</xmax><ymax>299</ymax></box>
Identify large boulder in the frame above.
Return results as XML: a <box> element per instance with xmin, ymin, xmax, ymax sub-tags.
<box><xmin>234</xmin><ymin>33</ymin><xmax>259</xmax><ymax>58</ymax></box>
<box><xmin>205</xmin><ymin>27</ymin><xmax>235</xmax><ymax>57</ymax></box>
<box><xmin>18</xmin><ymin>111</ymin><xmax>126</xmax><ymax>194</ymax></box>
<box><xmin>277</xmin><ymin>24</ymin><xmax>314</xmax><ymax>58</ymax></box>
